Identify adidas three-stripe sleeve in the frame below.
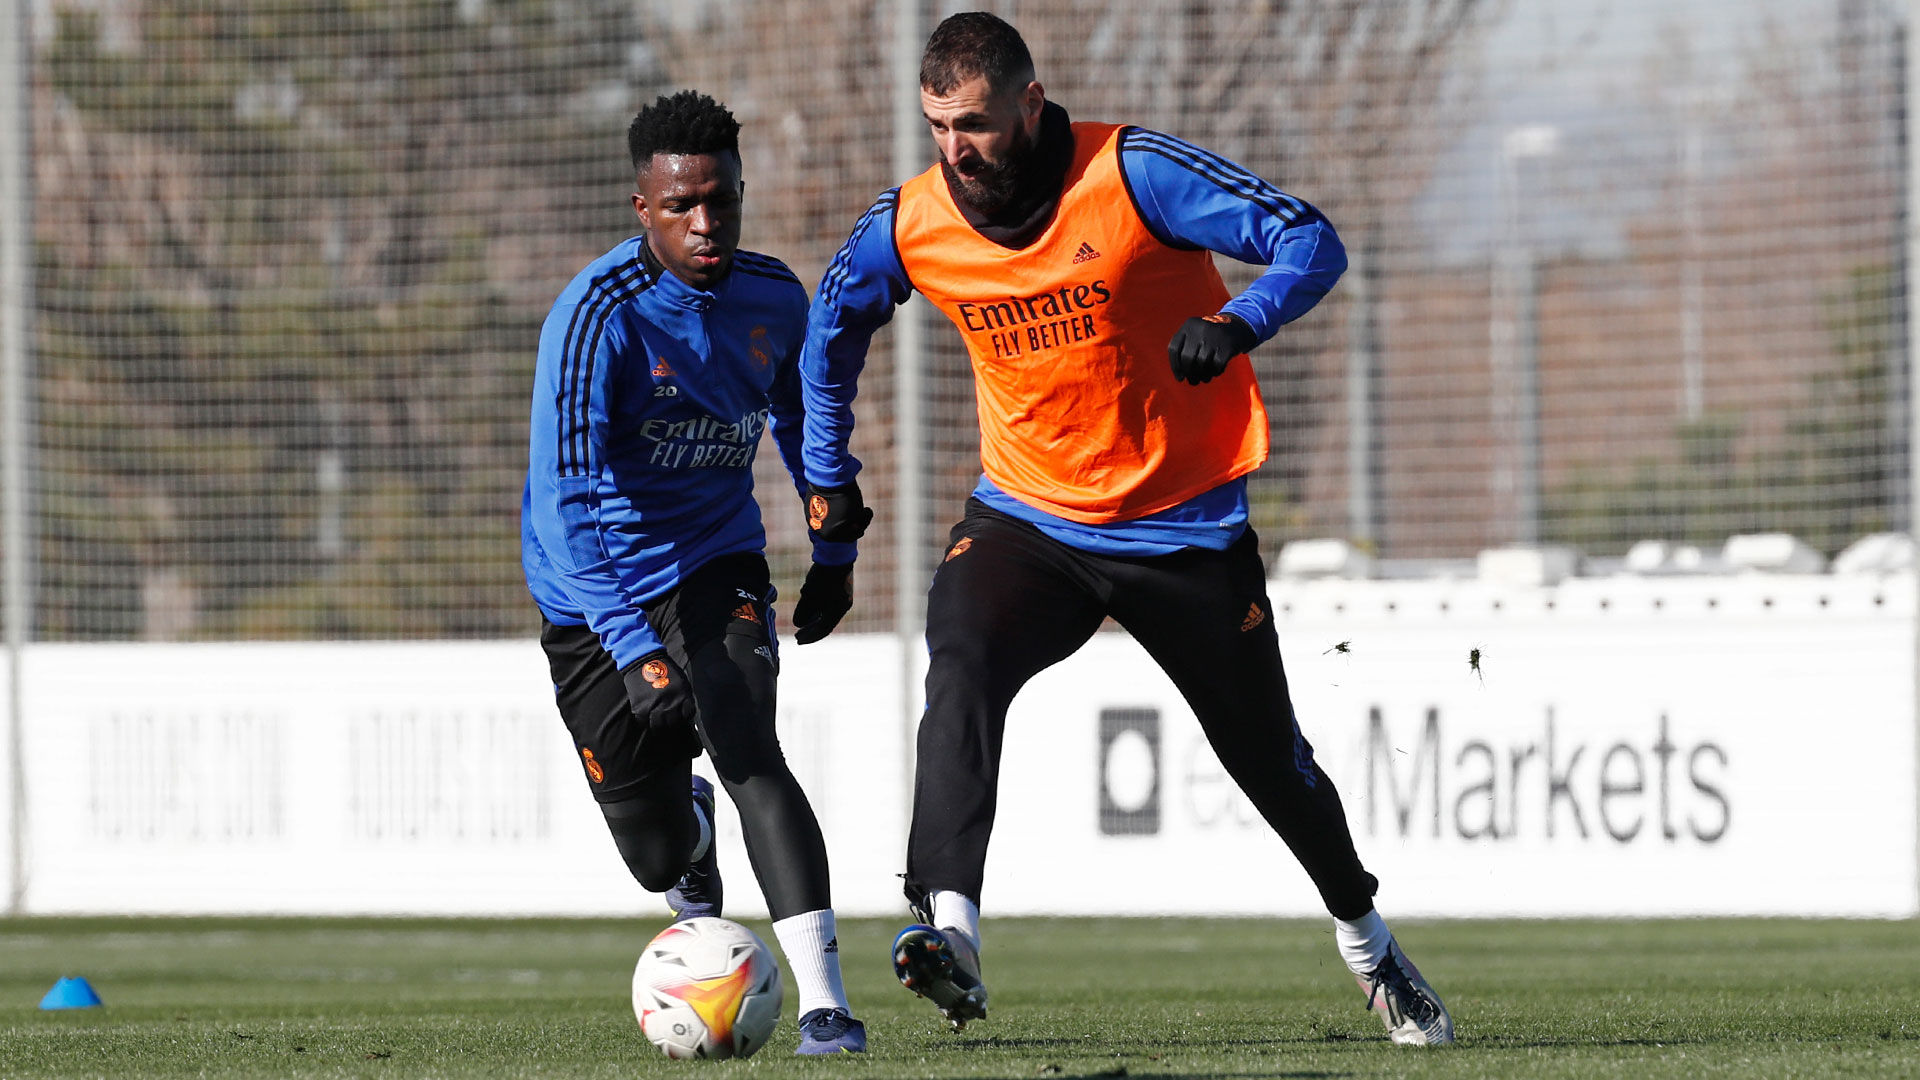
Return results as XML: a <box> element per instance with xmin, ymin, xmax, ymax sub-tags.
<box><xmin>524</xmin><ymin>258</ymin><xmax>668</xmax><ymax>665</ymax></box>
<box><xmin>800</xmin><ymin>189</ymin><xmax>913</xmax><ymax>489</ymax></box>
<box><xmin>1118</xmin><ymin>128</ymin><xmax>1347</xmax><ymax>343</ymax></box>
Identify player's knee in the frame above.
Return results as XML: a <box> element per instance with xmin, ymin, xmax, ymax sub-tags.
<box><xmin>622</xmin><ymin>842</ymin><xmax>684</xmax><ymax>892</ymax></box>
<box><xmin>601</xmin><ymin>797</ymin><xmax>690</xmax><ymax>892</ymax></box>
<box><xmin>926</xmin><ymin>631</ymin><xmax>1000</xmax><ymax>686</ymax></box>
<box><xmin>924</xmin><ymin>642</ymin><xmax>1022</xmax><ymax>726</ymax></box>
<box><xmin>706</xmin><ymin>738</ymin><xmax>788</xmax><ymax>788</ymax></box>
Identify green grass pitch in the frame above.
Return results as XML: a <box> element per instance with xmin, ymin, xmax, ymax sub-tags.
<box><xmin>2</xmin><ymin>916</ymin><xmax>1915</xmax><ymax>1077</ymax></box>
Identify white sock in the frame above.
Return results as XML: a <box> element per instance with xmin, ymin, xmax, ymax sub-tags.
<box><xmin>772</xmin><ymin>908</ymin><xmax>849</xmax><ymax>1017</ymax></box>
<box><xmin>689</xmin><ymin>796</ymin><xmax>712</xmax><ymax>862</ymax></box>
<box><xmin>1335</xmin><ymin>909</ymin><xmax>1393</xmax><ymax>976</ymax></box>
<box><xmin>929</xmin><ymin>890</ymin><xmax>981</xmax><ymax>952</ymax></box>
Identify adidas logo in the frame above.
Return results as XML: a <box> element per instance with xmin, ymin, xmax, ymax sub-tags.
<box><xmin>824</xmin><ymin>936</ymin><xmax>838</xmax><ymax>954</ymax></box>
<box><xmin>731</xmin><ymin>603</ymin><xmax>761</xmax><ymax>625</ymax></box>
<box><xmin>650</xmin><ymin>357</ymin><xmax>675</xmax><ymax>377</ymax></box>
<box><xmin>1070</xmin><ymin>241</ymin><xmax>1101</xmax><ymax>264</ymax></box>
<box><xmin>1240</xmin><ymin>601</ymin><xmax>1266</xmax><ymax>632</ymax></box>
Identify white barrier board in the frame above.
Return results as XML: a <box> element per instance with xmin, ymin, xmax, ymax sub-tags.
<box><xmin>13</xmin><ymin>639</ymin><xmax>907</xmax><ymax>918</ymax></box>
<box><xmin>990</xmin><ymin>576</ymin><xmax>1916</xmax><ymax>917</ymax></box>
<box><xmin>5</xmin><ymin>571</ymin><xmax>1916</xmax><ymax>917</ymax></box>
<box><xmin>1</xmin><ymin>657</ymin><xmax>13</xmax><ymax>908</ymax></box>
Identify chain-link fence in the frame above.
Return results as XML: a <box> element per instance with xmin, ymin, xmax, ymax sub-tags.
<box><xmin>1</xmin><ymin>0</ymin><xmax>1911</xmax><ymax>644</ymax></box>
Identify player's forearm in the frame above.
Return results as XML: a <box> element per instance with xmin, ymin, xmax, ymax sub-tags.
<box><xmin>767</xmin><ymin>359</ymin><xmax>815</xmax><ymax>497</ymax></box>
<box><xmin>1220</xmin><ymin>218</ymin><xmax>1347</xmax><ymax>341</ymax></box>
<box><xmin>1120</xmin><ymin>129</ymin><xmax>1345</xmax><ymax>340</ymax></box>
<box><xmin>769</xmin><ymin>373</ymin><xmax>861</xmax><ymax>566</ymax></box>
<box><xmin>799</xmin><ymin>323</ymin><xmax>874</xmax><ymax>487</ymax></box>
<box><xmin>531</xmin><ymin>507</ymin><xmax>664</xmax><ymax>666</ymax></box>
<box><xmin>567</xmin><ymin>569</ymin><xmax>666</xmax><ymax>667</ymax></box>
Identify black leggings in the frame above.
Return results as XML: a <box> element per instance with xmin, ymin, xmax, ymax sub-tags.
<box><xmin>540</xmin><ymin>553</ymin><xmax>831</xmax><ymax>920</ymax></box>
<box><xmin>907</xmin><ymin>500</ymin><xmax>1379</xmax><ymax>920</ymax></box>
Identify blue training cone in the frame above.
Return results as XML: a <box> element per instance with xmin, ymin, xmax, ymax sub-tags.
<box><xmin>39</xmin><ymin>976</ymin><xmax>103</xmax><ymax>1010</ymax></box>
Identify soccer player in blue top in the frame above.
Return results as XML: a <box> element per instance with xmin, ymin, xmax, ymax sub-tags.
<box><xmin>800</xmin><ymin>13</ymin><xmax>1451</xmax><ymax>1047</ymax></box>
<box><xmin>522</xmin><ymin>90</ymin><xmax>866</xmax><ymax>1055</ymax></box>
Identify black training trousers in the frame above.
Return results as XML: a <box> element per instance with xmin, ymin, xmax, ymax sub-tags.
<box><xmin>907</xmin><ymin>499</ymin><xmax>1379</xmax><ymax>920</ymax></box>
<box><xmin>539</xmin><ymin>552</ymin><xmax>832</xmax><ymax>920</ymax></box>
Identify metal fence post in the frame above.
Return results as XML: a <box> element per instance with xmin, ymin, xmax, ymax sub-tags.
<box><xmin>1905</xmin><ymin>0</ymin><xmax>1920</xmax><ymax>916</ymax></box>
<box><xmin>1</xmin><ymin>0</ymin><xmax>35</xmax><ymax>916</ymax></box>
<box><xmin>893</xmin><ymin>0</ymin><xmax>927</xmax><ymax>836</ymax></box>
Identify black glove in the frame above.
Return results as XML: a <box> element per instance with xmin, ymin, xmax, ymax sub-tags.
<box><xmin>805</xmin><ymin>481</ymin><xmax>874</xmax><ymax>544</ymax></box>
<box><xmin>620</xmin><ymin>650</ymin><xmax>698</xmax><ymax>743</ymax></box>
<box><xmin>1168</xmin><ymin>312</ymin><xmax>1257</xmax><ymax>386</ymax></box>
<box><xmin>791</xmin><ymin>561</ymin><xmax>855</xmax><ymax>645</ymax></box>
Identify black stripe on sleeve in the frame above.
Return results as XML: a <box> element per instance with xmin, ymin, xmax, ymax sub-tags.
<box><xmin>819</xmin><ymin>189</ymin><xmax>898</xmax><ymax>308</ymax></box>
<box><xmin>1130</xmin><ymin>128</ymin><xmax>1309</xmax><ymax>220</ymax></box>
<box><xmin>1122</xmin><ymin>128</ymin><xmax>1306</xmax><ymax>225</ymax></box>
<box><xmin>1114</xmin><ymin>126</ymin><xmax>1193</xmax><ymax>251</ymax></box>
<box><xmin>556</xmin><ymin>259</ymin><xmax>651</xmax><ymax>476</ymax></box>
<box><xmin>731</xmin><ymin>250</ymin><xmax>803</xmax><ymax>286</ymax></box>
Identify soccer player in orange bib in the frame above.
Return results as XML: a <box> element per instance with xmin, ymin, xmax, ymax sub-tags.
<box><xmin>797</xmin><ymin>12</ymin><xmax>1452</xmax><ymax>1046</ymax></box>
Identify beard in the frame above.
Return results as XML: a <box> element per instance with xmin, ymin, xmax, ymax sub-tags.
<box><xmin>942</xmin><ymin>122</ymin><xmax>1036</xmax><ymax>216</ymax></box>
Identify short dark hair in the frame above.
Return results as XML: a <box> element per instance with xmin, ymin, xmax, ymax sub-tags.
<box><xmin>627</xmin><ymin>90</ymin><xmax>741</xmax><ymax>172</ymax></box>
<box><xmin>920</xmin><ymin>11</ymin><xmax>1035</xmax><ymax>97</ymax></box>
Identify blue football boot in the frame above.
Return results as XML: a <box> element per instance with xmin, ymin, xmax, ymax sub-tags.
<box><xmin>795</xmin><ymin>1007</ymin><xmax>868</xmax><ymax>1054</ymax></box>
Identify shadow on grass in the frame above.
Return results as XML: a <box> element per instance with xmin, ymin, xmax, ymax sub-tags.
<box><xmin>955</xmin><ymin>1074</ymin><xmax>1348</xmax><ymax>1080</ymax></box>
<box><xmin>956</xmin><ymin>1038</ymin><xmax>1265</xmax><ymax>1048</ymax></box>
<box><xmin>906</xmin><ymin>1032</ymin><xmax>1365</xmax><ymax>1078</ymax></box>
<box><xmin>926</xmin><ymin>1029</ymin><xmax>1375</xmax><ymax>1052</ymax></box>
<box><xmin>1470</xmin><ymin>1031</ymin><xmax>1920</xmax><ymax>1049</ymax></box>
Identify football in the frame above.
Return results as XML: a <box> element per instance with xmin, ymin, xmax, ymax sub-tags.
<box><xmin>631</xmin><ymin>916</ymin><xmax>784</xmax><ymax>1060</ymax></box>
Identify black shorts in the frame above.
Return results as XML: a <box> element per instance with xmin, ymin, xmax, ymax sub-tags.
<box><xmin>539</xmin><ymin>552</ymin><xmax>778</xmax><ymax>802</ymax></box>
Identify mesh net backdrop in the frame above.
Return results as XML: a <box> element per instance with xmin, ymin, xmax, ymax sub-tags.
<box><xmin>8</xmin><ymin>0</ymin><xmax>1910</xmax><ymax>641</ymax></box>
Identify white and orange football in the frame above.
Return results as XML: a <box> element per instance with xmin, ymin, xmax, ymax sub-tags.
<box><xmin>631</xmin><ymin>916</ymin><xmax>783</xmax><ymax>1060</ymax></box>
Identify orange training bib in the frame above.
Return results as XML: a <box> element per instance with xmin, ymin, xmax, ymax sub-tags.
<box><xmin>893</xmin><ymin>123</ymin><xmax>1268</xmax><ymax>523</ymax></box>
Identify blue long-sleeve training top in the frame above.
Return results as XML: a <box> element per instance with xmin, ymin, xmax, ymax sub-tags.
<box><xmin>802</xmin><ymin>123</ymin><xmax>1346</xmax><ymax>556</ymax></box>
<box><xmin>523</xmin><ymin>237</ymin><xmax>854</xmax><ymax>669</ymax></box>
